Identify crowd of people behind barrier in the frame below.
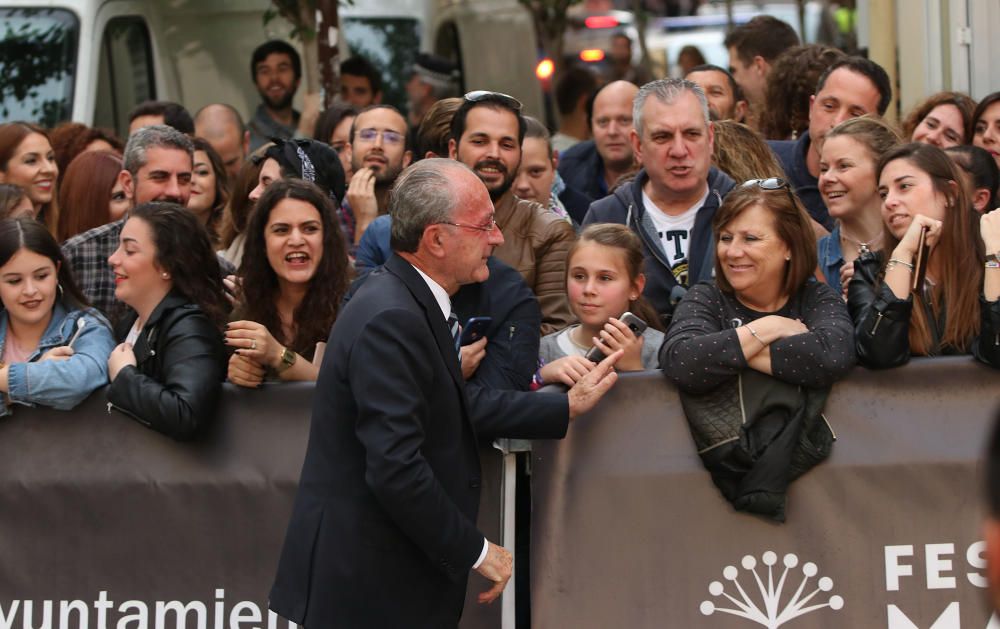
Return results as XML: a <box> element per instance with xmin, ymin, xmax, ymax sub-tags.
<box><xmin>0</xmin><ymin>14</ymin><xmax>997</xmax><ymax>445</ymax></box>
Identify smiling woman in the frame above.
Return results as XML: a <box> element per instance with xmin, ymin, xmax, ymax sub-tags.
<box><xmin>226</xmin><ymin>179</ymin><xmax>350</xmax><ymax>387</ymax></box>
<box><xmin>0</xmin><ymin>218</ymin><xmax>114</xmax><ymax>417</ymax></box>
<box><xmin>0</xmin><ymin>123</ymin><xmax>60</xmax><ymax>235</ymax></box>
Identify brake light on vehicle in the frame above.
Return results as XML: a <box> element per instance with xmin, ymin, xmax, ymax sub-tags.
<box><xmin>585</xmin><ymin>15</ymin><xmax>619</xmax><ymax>29</ymax></box>
<box><xmin>536</xmin><ymin>58</ymin><xmax>555</xmax><ymax>80</ymax></box>
<box><xmin>580</xmin><ymin>49</ymin><xmax>605</xmax><ymax>62</ymax></box>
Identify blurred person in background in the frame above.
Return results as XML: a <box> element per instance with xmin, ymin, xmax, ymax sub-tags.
<box><xmin>406</xmin><ymin>53</ymin><xmax>460</xmax><ymax>131</ymax></box>
<box><xmin>0</xmin><ymin>184</ymin><xmax>33</xmax><ymax>220</ymax></box>
<box><xmin>57</xmin><ymin>151</ymin><xmax>129</xmax><ymax>242</ymax></box>
<box><xmin>946</xmin><ymin>145</ymin><xmax>999</xmax><ymax>214</ymax></box>
<box><xmin>973</xmin><ymin>92</ymin><xmax>1000</xmax><ymax>168</ymax></box>
<box><xmin>724</xmin><ymin>15</ymin><xmax>801</xmax><ymax>131</ymax></box>
<box><xmin>313</xmin><ymin>103</ymin><xmax>358</xmax><ymax>180</ymax></box>
<box><xmin>127</xmin><ymin>100</ymin><xmax>194</xmax><ymax>137</ymax></box>
<box><xmin>514</xmin><ymin>116</ymin><xmax>589</xmax><ymax>224</ymax></box>
<box><xmin>685</xmin><ymin>64</ymin><xmax>748</xmax><ymax>122</ymax></box>
<box><xmin>189</xmin><ymin>138</ymin><xmax>230</xmax><ymax>248</ymax></box>
<box><xmin>902</xmin><ymin>91</ymin><xmax>976</xmax><ymax>149</ymax></box>
<box><xmin>340</xmin><ymin>55</ymin><xmax>383</xmax><ymax>109</ymax></box>
<box><xmin>559</xmin><ymin>80</ymin><xmax>639</xmax><ymax>202</ymax></box>
<box><xmin>248</xmin><ymin>40</ymin><xmax>302</xmax><ymax>151</ymax></box>
<box><xmin>551</xmin><ymin>67</ymin><xmax>598</xmax><ymax>153</ymax></box>
<box><xmin>49</xmin><ymin>122</ymin><xmax>123</xmax><ymax>185</ymax></box>
<box><xmin>194</xmin><ymin>104</ymin><xmax>250</xmax><ymax>182</ymax></box>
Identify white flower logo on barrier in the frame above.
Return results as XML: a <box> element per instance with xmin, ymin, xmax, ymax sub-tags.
<box><xmin>700</xmin><ymin>551</ymin><xmax>844</xmax><ymax>628</ymax></box>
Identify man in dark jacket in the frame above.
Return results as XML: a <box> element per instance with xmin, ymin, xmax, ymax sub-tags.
<box><xmin>584</xmin><ymin>78</ymin><xmax>735</xmax><ymax>326</ymax></box>
<box><xmin>558</xmin><ymin>81</ymin><xmax>639</xmax><ymax>203</ymax></box>
<box><xmin>767</xmin><ymin>56</ymin><xmax>892</xmax><ymax>230</ymax></box>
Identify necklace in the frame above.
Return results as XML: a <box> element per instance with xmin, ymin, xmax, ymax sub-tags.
<box><xmin>568</xmin><ymin>326</ymin><xmax>594</xmax><ymax>351</ymax></box>
<box><xmin>840</xmin><ymin>228</ymin><xmax>882</xmax><ymax>255</ymax></box>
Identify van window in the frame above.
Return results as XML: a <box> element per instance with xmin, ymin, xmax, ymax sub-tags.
<box><xmin>0</xmin><ymin>8</ymin><xmax>79</xmax><ymax>126</ymax></box>
<box><xmin>94</xmin><ymin>17</ymin><xmax>155</xmax><ymax>136</ymax></box>
<box><xmin>343</xmin><ymin>17</ymin><xmax>420</xmax><ymax>111</ymax></box>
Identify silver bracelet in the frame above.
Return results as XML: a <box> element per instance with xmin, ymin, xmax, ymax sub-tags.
<box><xmin>745</xmin><ymin>323</ymin><xmax>766</xmax><ymax>347</ymax></box>
<box><xmin>886</xmin><ymin>258</ymin><xmax>915</xmax><ymax>272</ymax></box>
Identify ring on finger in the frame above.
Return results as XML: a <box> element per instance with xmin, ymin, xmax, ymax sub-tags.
<box><xmin>250</xmin><ymin>339</ymin><xmax>257</xmax><ymax>350</ymax></box>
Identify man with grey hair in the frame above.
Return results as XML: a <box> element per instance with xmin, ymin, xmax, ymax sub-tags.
<box><xmin>269</xmin><ymin>158</ymin><xmax>621</xmax><ymax>628</ymax></box>
<box><xmin>583</xmin><ymin>78</ymin><xmax>735</xmax><ymax>326</ymax></box>
<box><xmin>62</xmin><ymin>125</ymin><xmax>195</xmax><ymax>320</ymax></box>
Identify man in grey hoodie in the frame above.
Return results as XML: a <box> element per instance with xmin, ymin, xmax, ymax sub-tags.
<box><xmin>583</xmin><ymin>78</ymin><xmax>735</xmax><ymax>326</ymax></box>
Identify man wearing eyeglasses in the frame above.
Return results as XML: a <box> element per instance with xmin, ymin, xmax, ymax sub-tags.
<box><xmin>342</xmin><ymin>105</ymin><xmax>413</xmax><ymax>248</ymax></box>
<box><xmin>448</xmin><ymin>91</ymin><xmax>576</xmax><ymax>334</ymax></box>
<box><xmin>269</xmin><ymin>158</ymin><xmax>621</xmax><ymax>628</ymax></box>
<box><xmin>583</xmin><ymin>78</ymin><xmax>736</xmax><ymax>327</ymax></box>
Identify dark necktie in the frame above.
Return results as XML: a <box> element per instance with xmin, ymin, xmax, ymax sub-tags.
<box><xmin>447</xmin><ymin>312</ymin><xmax>462</xmax><ymax>362</ymax></box>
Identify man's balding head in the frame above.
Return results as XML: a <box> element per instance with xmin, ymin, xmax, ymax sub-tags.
<box><xmin>591</xmin><ymin>80</ymin><xmax>639</xmax><ymax>173</ymax></box>
<box><xmin>194</xmin><ymin>104</ymin><xmax>249</xmax><ymax>180</ymax></box>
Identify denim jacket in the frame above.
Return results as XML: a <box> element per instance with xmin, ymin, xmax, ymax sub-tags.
<box><xmin>0</xmin><ymin>302</ymin><xmax>115</xmax><ymax>416</ymax></box>
<box><xmin>817</xmin><ymin>224</ymin><xmax>846</xmax><ymax>295</ymax></box>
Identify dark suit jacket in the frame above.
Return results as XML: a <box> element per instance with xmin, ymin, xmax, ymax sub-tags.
<box><xmin>269</xmin><ymin>254</ymin><xmax>568</xmax><ymax>628</ymax></box>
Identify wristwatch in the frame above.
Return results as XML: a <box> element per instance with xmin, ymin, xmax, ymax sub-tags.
<box><xmin>275</xmin><ymin>346</ymin><xmax>297</xmax><ymax>373</ymax></box>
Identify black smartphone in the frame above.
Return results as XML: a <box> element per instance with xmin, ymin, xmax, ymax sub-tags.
<box><xmin>459</xmin><ymin>316</ymin><xmax>492</xmax><ymax>346</ymax></box>
<box><xmin>584</xmin><ymin>312</ymin><xmax>648</xmax><ymax>363</ymax></box>
<box><xmin>912</xmin><ymin>225</ymin><xmax>929</xmax><ymax>293</ymax></box>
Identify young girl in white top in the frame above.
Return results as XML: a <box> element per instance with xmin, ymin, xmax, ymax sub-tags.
<box><xmin>537</xmin><ymin>223</ymin><xmax>665</xmax><ymax>386</ymax></box>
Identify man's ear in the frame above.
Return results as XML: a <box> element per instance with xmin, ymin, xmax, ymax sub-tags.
<box><xmin>422</xmin><ymin>224</ymin><xmax>448</xmax><ymax>258</ymax></box>
<box><xmin>752</xmin><ymin>55</ymin><xmax>769</xmax><ymax>77</ymax></box>
<box><xmin>448</xmin><ymin>138</ymin><xmax>458</xmax><ymax>160</ymax></box>
<box><xmin>118</xmin><ymin>170</ymin><xmax>135</xmax><ymax>202</ymax></box>
<box><xmin>374</xmin><ymin>90</ymin><xmax>383</xmax><ymax>105</ymax></box>
<box><xmin>734</xmin><ymin>100</ymin><xmax>749</xmax><ymax>124</ymax></box>
<box><xmin>973</xmin><ymin>188</ymin><xmax>992</xmax><ymax>213</ymax></box>
<box><xmin>242</xmin><ymin>131</ymin><xmax>250</xmax><ymax>156</ymax></box>
<box><xmin>629</xmin><ymin>129</ymin><xmax>642</xmax><ymax>164</ymax></box>
<box><xmin>402</xmin><ymin>150</ymin><xmax>413</xmax><ymax>169</ymax></box>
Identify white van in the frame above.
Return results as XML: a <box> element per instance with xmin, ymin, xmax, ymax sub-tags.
<box><xmin>0</xmin><ymin>0</ymin><xmax>546</xmax><ymax>136</ymax></box>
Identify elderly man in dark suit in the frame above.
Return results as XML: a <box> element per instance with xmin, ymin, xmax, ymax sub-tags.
<box><xmin>268</xmin><ymin>158</ymin><xmax>620</xmax><ymax>628</ymax></box>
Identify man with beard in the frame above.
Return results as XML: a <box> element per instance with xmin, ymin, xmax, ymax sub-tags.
<box><xmin>684</xmin><ymin>64</ymin><xmax>748</xmax><ymax>123</ymax></box>
<box><xmin>248</xmin><ymin>40</ymin><xmax>302</xmax><ymax>151</ymax></box>
<box><xmin>558</xmin><ymin>81</ymin><xmax>639</xmax><ymax>203</ymax></box>
<box><xmin>341</xmin><ymin>105</ymin><xmax>413</xmax><ymax>248</ymax></box>
<box><xmin>62</xmin><ymin>125</ymin><xmax>196</xmax><ymax>321</ymax></box>
<box><xmin>449</xmin><ymin>92</ymin><xmax>575</xmax><ymax>334</ymax></box>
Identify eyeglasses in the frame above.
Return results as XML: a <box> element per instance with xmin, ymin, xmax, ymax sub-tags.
<box><xmin>437</xmin><ymin>215</ymin><xmax>498</xmax><ymax>233</ymax></box>
<box><xmin>357</xmin><ymin>127</ymin><xmax>406</xmax><ymax>146</ymax></box>
<box><xmin>742</xmin><ymin>177</ymin><xmax>798</xmax><ymax>207</ymax></box>
<box><xmin>464</xmin><ymin>90</ymin><xmax>523</xmax><ymax>112</ymax></box>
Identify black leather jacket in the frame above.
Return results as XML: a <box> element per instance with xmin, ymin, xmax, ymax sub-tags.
<box><xmin>107</xmin><ymin>292</ymin><xmax>227</xmax><ymax>440</ymax></box>
<box><xmin>848</xmin><ymin>252</ymin><xmax>1000</xmax><ymax>369</ymax></box>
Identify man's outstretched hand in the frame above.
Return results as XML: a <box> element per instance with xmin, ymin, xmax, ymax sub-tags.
<box><xmin>567</xmin><ymin>349</ymin><xmax>622</xmax><ymax>419</ymax></box>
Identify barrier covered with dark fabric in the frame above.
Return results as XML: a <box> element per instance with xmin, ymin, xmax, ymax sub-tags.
<box><xmin>0</xmin><ymin>383</ymin><xmax>503</xmax><ymax>629</ymax></box>
<box><xmin>531</xmin><ymin>357</ymin><xmax>1000</xmax><ymax>628</ymax></box>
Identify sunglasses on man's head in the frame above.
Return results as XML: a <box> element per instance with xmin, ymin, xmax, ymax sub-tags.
<box><xmin>463</xmin><ymin>90</ymin><xmax>523</xmax><ymax>112</ymax></box>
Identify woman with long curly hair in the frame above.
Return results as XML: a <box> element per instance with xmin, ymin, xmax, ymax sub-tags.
<box><xmin>225</xmin><ymin>179</ymin><xmax>350</xmax><ymax>387</ymax></box>
<box><xmin>757</xmin><ymin>45</ymin><xmax>845</xmax><ymax>141</ymax></box>
<box><xmin>106</xmin><ymin>202</ymin><xmax>229</xmax><ymax>440</ymax></box>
